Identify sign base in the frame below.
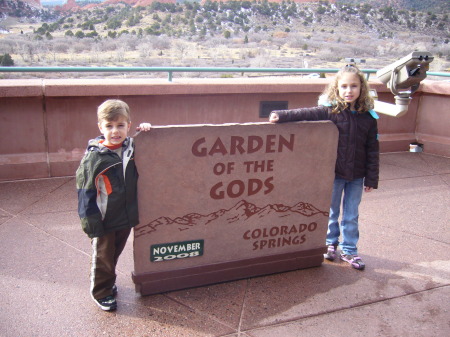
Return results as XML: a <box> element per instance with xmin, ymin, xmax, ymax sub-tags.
<box><xmin>132</xmin><ymin>247</ymin><xmax>325</xmax><ymax>295</ymax></box>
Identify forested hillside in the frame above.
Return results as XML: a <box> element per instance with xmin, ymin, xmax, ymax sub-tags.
<box><xmin>0</xmin><ymin>1</ymin><xmax>448</xmax><ymax>78</ymax></box>
<box><xmin>337</xmin><ymin>0</ymin><xmax>449</xmax><ymax>13</ymax></box>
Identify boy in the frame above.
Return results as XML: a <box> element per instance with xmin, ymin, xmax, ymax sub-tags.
<box><xmin>76</xmin><ymin>99</ymin><xmax>151</xmax><ymax>311</ymax></box>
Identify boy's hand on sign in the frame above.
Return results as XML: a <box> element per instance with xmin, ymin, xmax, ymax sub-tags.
<box><xmin>136</xmin><ymin>123</ymin><xmax>152</xmax><ymax>132</ymax></box>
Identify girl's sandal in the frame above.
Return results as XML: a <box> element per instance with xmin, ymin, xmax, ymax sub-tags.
<box><xmin>340</xmin><ymin>253</ymin><xmax>365</xmax><ymax>270</ymax></box>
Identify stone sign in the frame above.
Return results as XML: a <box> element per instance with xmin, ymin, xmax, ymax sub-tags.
<box><xmin>133</xmin><ymin>121</ymin><xmax>338</xmax><ymax>295</ymax></box>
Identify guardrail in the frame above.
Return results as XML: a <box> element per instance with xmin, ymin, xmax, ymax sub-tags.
<box><xmin>0</xmin><ymin>66</ymin><xmax>378</xmax><ymax>81</ymax></box>
<box><xmin>1</xmin><ymin>66</ymin><xmax>448</xmax><ymax>81</ymax></box>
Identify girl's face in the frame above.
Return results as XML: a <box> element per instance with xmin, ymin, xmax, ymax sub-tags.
<box><xmin>337</xmin><ymin>72</ymin><xmax>361</xmax><ymax>110</ymax></box>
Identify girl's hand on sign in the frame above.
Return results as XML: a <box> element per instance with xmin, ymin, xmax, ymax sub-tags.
<box><xmin>269</xmin><ymin>113</ymin><xmax>279</xmax><ymax>123</ymax></box>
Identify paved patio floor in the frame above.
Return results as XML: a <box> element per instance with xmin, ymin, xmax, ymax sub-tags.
<box><xmin>1</xmin><ymin>152</ymin><xmax>449</xmax><ymax>337</ymax></box>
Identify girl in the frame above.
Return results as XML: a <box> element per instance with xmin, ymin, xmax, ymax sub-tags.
<box><xmin>269</xmin><ymin>64</ymin><xmax>379</xmax><ymax>270</ymax></box>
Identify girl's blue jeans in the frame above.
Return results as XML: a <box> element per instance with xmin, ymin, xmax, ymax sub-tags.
<box><xmin>326</xmin><ymin>177</ymin><xmax>364</xmax><ymax>256</ymax></box>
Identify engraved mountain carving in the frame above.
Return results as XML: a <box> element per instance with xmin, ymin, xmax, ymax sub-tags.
<box><xmin>135</xmin><ymin>200</ymin><xmax>328</xmax><ymax>239</ymax></box>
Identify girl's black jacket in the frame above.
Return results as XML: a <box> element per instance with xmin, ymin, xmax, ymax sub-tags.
<box><xmin>273</xmin><ymin>105</ymin><xmax>379</xmax><ymax>189</ymax></box>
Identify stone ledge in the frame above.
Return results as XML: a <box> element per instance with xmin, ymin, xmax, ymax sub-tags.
<box><xmin>0</xmin><ymin>77</ymin><xmax>397</xmax><ymax>97</ymax></box>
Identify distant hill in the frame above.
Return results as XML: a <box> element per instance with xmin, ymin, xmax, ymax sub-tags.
<box><xmin>1</xmin><ymin>0</ymin><xmax>448</xmax><ymax>75</ymax></box>
<box><xmin>0</xmin><ymin>0</ymin><xmax>57</xmax><ymax>21</ymax></box>
<box><xmin>9</xmin><ymin>0</ymin><xmax>450</xmax><ymax>14</ymax></box>
<box><xmin>336</xmin><ymin>0</ymin><xmax>449</xmax><ymax>13</ymax></box>
<box><xmin>3</xmin><ymin>0</ymin><xmax>447</xmax><ymax>41</ymax></box>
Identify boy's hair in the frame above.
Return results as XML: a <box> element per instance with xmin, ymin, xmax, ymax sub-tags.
<box><xmin>324</xmin><ymin>64</ymin><xmax>374</xmax><ymax>114</ymax></box>
<box><xmin>97</xmin><ymin>99</ymin><xmax>131</xmax><ymax>123</ymax></box>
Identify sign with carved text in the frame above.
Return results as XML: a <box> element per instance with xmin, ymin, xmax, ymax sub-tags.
<box><xmin>133</xmin><ymin>122</ymin><xmax>338</xmax><ymax>295</ymax></box>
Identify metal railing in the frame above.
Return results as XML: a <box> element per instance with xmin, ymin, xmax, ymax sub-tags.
<box><xmin>0</xmin><ymin>66</ymin><xmax>448</xmax><ymax>82</ymax></box>
<box><xmin>0</xmin><ymin>66</ymin><xmax>376</xmax><ymax>81</ymax></box>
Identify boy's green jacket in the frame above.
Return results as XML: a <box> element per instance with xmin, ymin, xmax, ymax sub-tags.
<box><xmin>76</xmin><ymin>136</ymin><xmax>139</xmax><ymax>238</ymax></box>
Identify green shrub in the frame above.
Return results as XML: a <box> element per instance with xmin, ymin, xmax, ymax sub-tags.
<box><xmin>0</xmin><ymin>53</ymin><xmax>14</xmax><ymax>66</ymax></box>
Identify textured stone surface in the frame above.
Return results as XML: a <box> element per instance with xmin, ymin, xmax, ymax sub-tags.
<box><xmin>132</xmin><ymin>122</ymin><xmax>338</xmax><ymax>291</ymax></box>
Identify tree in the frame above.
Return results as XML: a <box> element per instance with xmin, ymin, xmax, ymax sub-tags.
<box><xmin>85</xmin><ymin>31</ymin><xmax>99</xmax><ymax>38</ymax></box>
<box><xmin>75</xmin><ymin>31</ymin><xmax>85</xmax><ymax>39</ymax></box>
<box><xmin>175</xmin><ymin>42</ymin><xmax>189</xmax><ymax>60</ymax></box>
<box><xmin>106</xmin><ymin>18</ymin><xmax>122</xmax><ymax>30</ymax></box>
<box><xmin>0</xmin><ymin>53</ymin><xmax>14</xmax><ymax>66</ymax></box>
<box><xmin>317</xmin><ymin>5</ymin><xmax>326</xmax><ymax>15</ymax></box>
<box><xmin>35</xmin><ymin>26</ymin><xmax>46</xmax><ymax>35</ymax></box>
<box><xmin>17</xmin><ymin>42</ymin><xmax>36</xmax><ymax>63</ymax></box>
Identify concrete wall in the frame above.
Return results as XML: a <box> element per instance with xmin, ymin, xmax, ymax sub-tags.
<box><xmin>0</xmin><ymin>78</ymin><xmax>449</xmax><ymax>181</ymax></box>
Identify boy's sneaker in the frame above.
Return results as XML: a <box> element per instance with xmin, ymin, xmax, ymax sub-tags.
<box><xmin>95</xmin><ymin>295</ymin><xmax>117</xmax><ymax>311</ymax></box>
<box><xmin>340</xmin><ymin>253</ymin><xmax>365</xmax><ymax>270</ymax></box>
<box><xmin>324</xmin><ymin>244</ymin><xmax>337</xmax><ymax>261</ymax></box>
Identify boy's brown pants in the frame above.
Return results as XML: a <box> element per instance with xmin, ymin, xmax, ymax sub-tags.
<box><xmin>90</xmin><ymin>227</ymin><xmax>131</xmax><ymax>300</ymax></box>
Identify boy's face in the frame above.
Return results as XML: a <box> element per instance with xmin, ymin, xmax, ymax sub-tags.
<box><xmin>98</xmin><ymin>116</ymin><xmax>131</xmax><ymax>147</ymax></box>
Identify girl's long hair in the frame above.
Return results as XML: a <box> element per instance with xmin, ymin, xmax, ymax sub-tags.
<box><xmin>324</xmin><ymin>64</ymin><xmax>374</xmax><ymax>114</ymax></box>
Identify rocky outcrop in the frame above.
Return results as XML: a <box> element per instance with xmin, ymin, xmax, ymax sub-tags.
<box><xmin>22</xmin><ymin>0</ymin><xmax>42</xmax><ymax>8</ymax></box>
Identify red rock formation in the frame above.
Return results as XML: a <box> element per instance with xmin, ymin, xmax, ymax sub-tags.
<box><xmin>136</xmin><ymin>0</ymin><xmax>175</xmax><ymax>5</ymax></box>
<box><xmin>201</xmin><ymin>0</ymin><xmax>335</xmax><ymax>3</ymax></box>
<box><xmin>102</xmin><ymin>0</ymin><xmax>175</xmax><ymax>6</ymax></box>
<box><xmin>21</xmin><ymin>0</ymin><xmax>42</xmax><ymax>9</ymax></box>
<box><xmin>58</xmin><ymin>0</ymin><xmax>80</xmax><ymax>12</ymax></box>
